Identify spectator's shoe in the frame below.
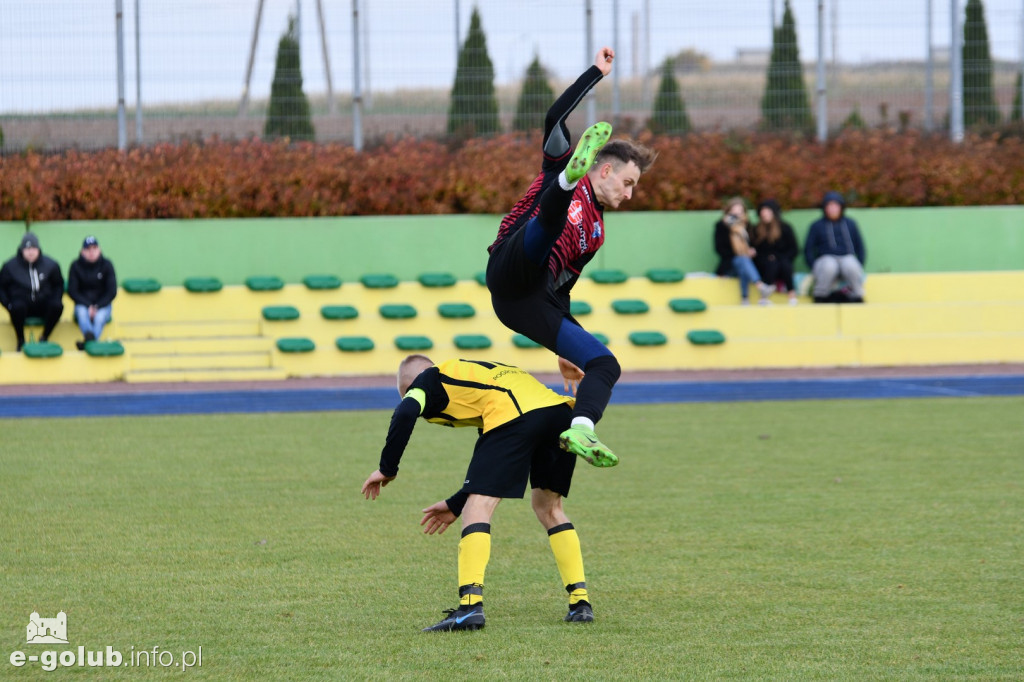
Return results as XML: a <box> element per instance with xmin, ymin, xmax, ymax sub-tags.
<box><xmin>559</xmin><ymin>426</ymin><xmax>618</xmax><ymax>467</ymax></box>
<box><xmin>566</xmin><ymin>122</ymin><xmax>613</xmax><ymax>184</ymax></box>
<box><xmin>756</xmin><ymin>282</ymin><xmax>775</xmax><ymax>302</ymax></box>
<box><xmin>422</xmin><ymin>603</ymin><xmax>485</xmax><ymax>632</ymax></box>
<box><xmin>565</xmin><ymin>601</ymin><xmax>594</xmax><ymax>623</ymax></box>
<box><xmin>75</xmin><ymin>340</ymin><xmax>86</xmax><ymax>351</ymax></box>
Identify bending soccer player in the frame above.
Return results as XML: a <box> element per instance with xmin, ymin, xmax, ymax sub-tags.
<box><xmin>361</xmin><ymin>355</ymin><xmax>595</xmax><ymax>632</ymax></box>
<box><xmin>486</xmin><ymin>46</ymin><xmax>657</xmax><ymax>468</ymax></box>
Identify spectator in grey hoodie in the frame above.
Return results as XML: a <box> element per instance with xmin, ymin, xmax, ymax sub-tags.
<box><xmin>804</xmin><ymin>191</ymin><xmax>866</xmax><ymax>303</ymax></box>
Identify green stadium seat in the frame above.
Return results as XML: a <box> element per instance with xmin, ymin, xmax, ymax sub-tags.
<box><xmin>395</xmin><ymin>335</ymin><xmax>433</xmax><ymax>351</ymax></box>
<box><xmin>629</xmin><ymin>331</ymin><xmax>667</xmax><ymax>346</ymax></box>
<box><xmin>418</xmin><ymin>272</ymin><xmax>457</xmax><ymax>288</ymax></box>
<box><xmin>592</xmin><ymin>332</ymin><xmax>610</xmax><ymax>345</ymax></box>
<box><xmin>184</xmin><ymin>277</ymin><xmax>223</xmax><ymax>293</ymax></box>
<box><xmin>84</xmin><ymin>340</ymin><xmax>125</xmax><ymax>357</ymax></box>
<box><xmin>22</xmin><ymin>341</ymin><xmax>63</xmax><ymax>358</ymax></box>
<box><xmin>590</xmin><ymin>269</ymin><xmax>628</xmax><ymax>284</ymax></box>
<box><xmin>245</xmin><ymin>276</ymin><xmax>284</xmax><ymax>291</ymax></box>
<box><xmin>569</xmin><ymin>300</ymin><xmax>592</xmax><ymax>316</ymax></box>
<box><xmin>276</xmin><ymin>337</ymin><xmax>315</xmax><ymax>353</ymax></box>
<box><xmin>512</xmin><ymin>334</ymin><xmax>543</xmax><ymax>349</ymax></box>
<box><xmin>303</xmin><ymin>275</ymin><xmax>342</xmax><ymax>290</ymax></box>
<box><xmin>687</xmin><ymin>329</ymin><xmax>726</xmax><ymax>345</ymax></box>
<box><xmin>438</xmin><ymin>303</ymin><xmax>475</xmax><ymax>318</ymax></box>
<box><xmin>454</xmin><ymin>334</ymin><xmax>492</xmax><ymax>350</ymax></box>
<box><xmin>474</xmin><ymin>271</ymin><xmax>488</xmax><ymax>286</ymax></box>
<box><xmin>380</xmin><ymin>304</ymin><xmax>417</xmax><ymax>319</ymax></box>
<box><xmin>647</xmin><ymin>268</ymin><xmax>685</xmax><ymax>283</ymax></box>
<box><xmin>262</xmin><ymin>305</ymin><xmax>300</xmax><ymax>321</ymax></box>
<box><xmin>612</xmin><ymin>299</ymin><xmax>650</xmax><ymax>314</ymax></box>
<box><xmin>361</xmin><ymin>273</ymin><xmax>399</xmax><ymax>289</ymax></box>
<box><xmin>24</xmin><ymin>317</ymin><xmax>45</xmax><ymax>327</ymax></box>
<box><xmin>122</xmin><ymin>278</ymin><xmax>161</xmax><ymax>293</ymax></box>
<box><xmin>321</xmin><ymin>305</ymin><xmax>358</xmax><ymax>320</ymax></box>
<box><xmin>336</xmin><ymin>336</ymin><xmax>374</xmax><ymax>352</ymax></box>
<box><xmin>670</xmin><ymin>298</ymin><xmax>707</xmax><ymax>313</ymax></box>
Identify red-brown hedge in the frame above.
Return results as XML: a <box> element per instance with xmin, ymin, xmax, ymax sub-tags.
<box><xmin>3</xmin><ymin>130</ymin><xmax>1024</xmax><ymax>222</ymax></box>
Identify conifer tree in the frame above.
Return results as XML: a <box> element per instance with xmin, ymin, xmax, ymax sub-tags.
<box><xmin>1011</xmin><ymin>72</ymin><xmax>1023</xmax><ymax>123</ymax></box>
<box><xmin>512</xmin><ymin>56</ymin><xmax>555</xmax><ymax>133</ymax></box>
<box><xmin>962</xmin><ymin>0</ymin><xmax>1000</xmax><ymax>127</ymax></box>
<box><xmin>647</xmin><ymin>58</ymin><xmax>692</xmax><ymax>135</ymax></box>
<box><xmin>447</xmin><ymin>8</ymin><xmax>499</xmax><ymax>138</ymax></box>
<box><xmin>264</xmin><ymin>15</ymin><xmax>315</xmax><ymax>141</ymax></box>
<box><xmin>760</xmin><ymin>0</ymin><xmax>812</xmax><ymax>132</ymax></box>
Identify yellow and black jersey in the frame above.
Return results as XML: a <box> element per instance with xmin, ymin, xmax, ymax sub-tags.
<box><xmin>377</xmin><ymin>359</ymin><xmax>574</xmax><ymax>477</ymax></box>
<box><xmin>410</xmin><ymin>359</ymin><xmax>573</xmax><ymax>433</ymax></box>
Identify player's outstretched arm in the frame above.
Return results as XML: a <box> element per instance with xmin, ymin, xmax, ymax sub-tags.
<box><xmin>420</xmin><ymin>500</ymin><xmax>457</xmax><ymax>535</ymax></box>
<box><xmin>362</xmin><ymin>469</ymin><xmax>396</xmax><ymax>500</ymax></box>
<box><xmin>594</xmin><ymin>46</ymin><xmax>614</xmax><ymax>76</ymax></box>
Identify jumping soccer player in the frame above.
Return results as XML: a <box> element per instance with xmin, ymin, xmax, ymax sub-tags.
<box><xmin>485</xmin><ymin>46</ymin><xmax>657</xmax><ymax>468</ymax></box>
<box><xmin>361</xmin><ymin>355</ymin><xmax>595</xmax><ymax>632</ymax></box>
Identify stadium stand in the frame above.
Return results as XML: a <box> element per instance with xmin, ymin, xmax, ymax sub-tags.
<box><xmin>0</xmin><ymin>212</ymin><xmax>1021</xmax><ymax>384</ymax></box>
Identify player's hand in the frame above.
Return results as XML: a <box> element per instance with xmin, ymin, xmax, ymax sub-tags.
<box><xmin>420</xmin><ymin>500</ymin><xmax>457</xmax><ymax>535</ymax></box>
<box><xmin>361</xmin><ymin>470</ymin><xmax>396</xmax><ymax>500</ymax></box>
<box><xmin>558</xmin><ymin>356</ymin><xmax>585</xmax><ymax>396</ymax></box>
<box><xmin>595</xmin><ymin>47</ymin><xmax>614</xmax><ymax>76</ymax></box>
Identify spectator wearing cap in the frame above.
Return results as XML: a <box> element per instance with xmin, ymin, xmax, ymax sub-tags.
<box><xmin>804</xmin><ymin>191</ymin><xmax>867</xmax><ymax>303</ymax></box>
<box><xmin>0</xmin><ymin>232</ymin><xmax>65</xmax><ymax>351</ymax></box>
<box><xmin>751</xmin><ymin>198</ymin><xmax>800</xmax><ymax>305</ymax></box>
<box><xmin>68</xmin><ymin>235</ymin><xmax>117</xmax><ymax>350</ymax></box>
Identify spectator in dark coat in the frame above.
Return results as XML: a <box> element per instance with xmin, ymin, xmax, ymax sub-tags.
<box><xmin>67</xmin><ymin>235</ymin><xmax>117</xmax><ymax>350</ymax></box>
<box><xmin>804</xmin><ymin>191</ymin><xmax>866</xmax><ymax>303</ymax></box>
<box><xmin>0</xmin><ymin>232</ymin><xmax>65</xmax><ymax>351</ymax></box>
<box><xmin>751</xmin><ymin>198</ymin><xmax>800</xmax><ymax>305</ymax></box>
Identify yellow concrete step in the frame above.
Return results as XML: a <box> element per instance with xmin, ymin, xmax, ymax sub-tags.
<box><xmin>121</xmin><ymin>337</ymin><xmax>273</xmax><ymax>354</ymax></box>
<box><xmin>129</xmin><ymin>351</ymin><xmax>273</xmax><ymax>372</ymax></box>
<box><xmin>117</xmin><ymin>321</ymin><xmax>261</xmax><ymax>340</ymax></box>
<box><xmin>123</xmin><ymin>367</ymin><xmax>289</xmax><ymax>383</ymax></box>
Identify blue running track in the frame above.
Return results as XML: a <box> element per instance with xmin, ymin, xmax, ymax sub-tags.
<box><xmin>1</xmin><ymin>375</ymin><xmax>1023</xmax><ymax>419</ymax></box>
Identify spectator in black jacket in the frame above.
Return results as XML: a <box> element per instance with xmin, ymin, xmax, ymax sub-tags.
<box><xmin>0</xmin><ymin>232</ymin><xmax>65</xmax><ymax>351</ymax></box>
<box><xmin>67</xmin><ymin>235</ymin><xmax>117</xmax><ymax>350</ymax></box>
<box><xmin>751</xmin><ymin>198</ymin><xmax>800</xmax><ymax>305</ymax></box>
<box><xmin>804</xmin><ymin>191</ymin><xmax>866</xmax><ymax>303</ymax></box>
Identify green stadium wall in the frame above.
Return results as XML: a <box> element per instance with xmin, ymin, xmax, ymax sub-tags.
<box><xmin>3</xmin><ymin>206</ymin><xmax>1021</xmax><ymax>285</ymax></box>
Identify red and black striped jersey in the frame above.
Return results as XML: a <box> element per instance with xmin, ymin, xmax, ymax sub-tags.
<box><xmin>488</xmin><ymin>65</ymin><xmax>606</xmax><ymax>294</ymax></box>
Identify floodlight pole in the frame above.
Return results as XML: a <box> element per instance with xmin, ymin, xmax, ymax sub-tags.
<box><xmin>239</xmin><ymin>0</ymin><xmax>265</xmax><ymax>117</ymax></box>
<box><xmin>816</xmin><ymin>0</ymin><xmax>827</xmax><ymax>142</ymax></box>
<box><xmin>316</xmin><ymin>0</ymin><xmax>336</xmax><ymax>115</ymax></box>
<box><xmin>352</xmin><ymin>0</ymin><xmax>363</xmax><ymax>151</ymax></box>
<box><xmin>925</xmin><ymin>0</ymin><xmax>934</xmax><ymax>131</ymax></box>
<box><xmin>134</xmin><ymin>0</ymin><xmax>142</xmax><ymax>143</ymax></box>
<box><xmin>115</xmin><ymin>0</ymin><xmax>127</xmax><ymax>151</ymax></box>
<box><xmin>950</xmin><ymin>0</ymin><xmax>964</xmax><ymax>142</ymax></box>
<box><xmin>585</xmin><ymin>0</ymin><xmax>595</xmax><ymax>126</ymax></box>
<box><xmin>612</xmin><ymin>0</ymin><xmax>621</xmax><ymax>126</ymax></box>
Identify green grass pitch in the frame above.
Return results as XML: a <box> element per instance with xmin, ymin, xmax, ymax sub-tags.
<box><xmin>2</xmin><ymin>397</ymin><xmax>1022</xmax><ymax>679</ymax></box>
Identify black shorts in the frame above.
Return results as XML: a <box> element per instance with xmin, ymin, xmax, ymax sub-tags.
<box><xmin>487</xmin><ymin>229</ymin><xmax>569</xmax><ymax>352</ymax></box>
<box><xmin>460</xmin><ymin>403</ymin><xmax>576</xmax><ymax>500</ymax></box>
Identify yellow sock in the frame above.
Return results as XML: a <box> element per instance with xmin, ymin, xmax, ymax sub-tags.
<box><xmin>458</xmin><ymin>523</ymin><xmax>491</xmax><ymax>606</ymax></box>
<box><xmin>548</xmin><ymin>523</ymin><xmax>589</xmax><ymax>605</ymax></box>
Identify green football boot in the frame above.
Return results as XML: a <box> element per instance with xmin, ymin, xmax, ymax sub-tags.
<box><xmin>565</xmin><ymin>121</ymin><xmax>613</xmax><ymax>184</ymax></box>
<box><xmin>559</xmin><ymin>426</ymin><xmax>618</xmax><ymax>467</ymax></box>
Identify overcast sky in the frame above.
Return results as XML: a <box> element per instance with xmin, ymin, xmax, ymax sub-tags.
<box><xmin>2</xmin><ymin>0</ymin><xmax>1023</xmax><ymax>113</ymax></box>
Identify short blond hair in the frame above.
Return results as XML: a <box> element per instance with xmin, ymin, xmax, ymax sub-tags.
<box><xmin>397</xmin><ymin>354</ymin><xmax>434</xmax><ymax>395</ymax></box>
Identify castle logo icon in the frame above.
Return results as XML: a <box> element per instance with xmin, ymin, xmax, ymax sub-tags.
<box><xmin>26</xmin><ymin>611</ymin><xmax>68</xmax><ymax>644</ymax></box>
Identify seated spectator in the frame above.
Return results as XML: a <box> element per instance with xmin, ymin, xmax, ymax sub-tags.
<box><xmin>751</xmin><ymin>198</ymin><xmax>800</xmax><ymax>305</ymax></box>
<box><xmin>68</xmin><ymin>235</ymin><xmax>117</xmax><ymax>350</ymax></box>
<box><xmin>712</xmin><ymin>199</ymin><xmax>741</xmax><ymax>277</ymax></box>
<box><xmin>804</xmin><ymin>191</ymin><xmax>866</xmax><ymax>303</ymax></box>
<box><xmin>717</xmin><ymin>197</ymin><xmax>773</xmax><ymax>305</ymax></box>
<box><xmin>0</xmin><ymin>232</ymin><xmax>65</xmax><ymax>351</ymax></box>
